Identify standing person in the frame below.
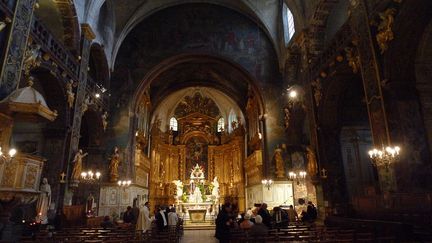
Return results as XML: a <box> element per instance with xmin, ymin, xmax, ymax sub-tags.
<box><xmin>287</xmin><ymin>205</ymin><xmax>298</xmax><ymax>223</ymax></box>
<box><xmin>136</xmin><ymin>202</ymin><xmax>151</xmax><ymax>233</ymax></box>
<box><xmin>306</xmin><ymin>201</ymin><xmax>317</xmax><ymax>222</ymax></box>
<box><xmin>131</xmin><ymin>198</ymin><xmax>140</xmax><ymax>225</ymax></box>
<box><xmin>155</xmin><ymin>207</ymin><xmax>168</xmax><ymax>231</ymax></box>
<box><xmin>168</xmin><ymin>207</ymin><xmax>178</xmax><ymax>226</ymax></box>
<box><xmin>215</xmin><ymin>203</ymin><xmax>233</xmax><ymax>243</ymax></box>
<box><xmin>257</xmin><ymin>203</ymin><xmax>271</xmax><ymax>227</ymax></box>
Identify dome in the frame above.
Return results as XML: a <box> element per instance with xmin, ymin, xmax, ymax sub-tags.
<box><xmin>0</xmin><ymin>79</ymin><xmax>57</xmax><ymax>121</ymax></box>
<box><xmin>1</xmin><ymin>83</ymin><xmax>48</xmax><ymax>107</ymax></box>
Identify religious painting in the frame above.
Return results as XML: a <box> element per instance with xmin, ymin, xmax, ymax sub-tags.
<box><xmin>186</xmin><ymin>137</ymin><xmax>208</xmax><ymax>179</ymax></box>
<box><xmin>115</xmin><ymin>4</ymin><xmax>278</xmax><ymax>85</ymax></box>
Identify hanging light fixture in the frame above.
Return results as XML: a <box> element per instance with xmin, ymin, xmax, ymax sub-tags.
<box><xmin>368</xmin><ymin>145</ymin><xmax>400</xmax><ymax>168</ymax></box>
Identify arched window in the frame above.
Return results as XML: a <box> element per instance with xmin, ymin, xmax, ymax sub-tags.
<box><xmin>283</xmin><ymin>4</ymin><xmax>296</xmax><ymax>45</ymax></box>
<box><xmin>169</xmin><ymin>117</ymin><xmax>178</xmax><ymax>131</ymax></box>
<box><xmin>217</xmin><ymin>117</ymin><xmax>225</xmax><ymax>132</ymax></box>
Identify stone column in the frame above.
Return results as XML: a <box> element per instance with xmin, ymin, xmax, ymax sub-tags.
<box><xmin>60</xmin><ymin>23</ymin><xmax>95</xmax><ymax>207</ymax></box>
<box><xmin>0</xmin><ymin>0</ymin><xmax>37</xmax><ymax>99</ymax></box>
<box><xmin>349</xmin><ymin>0</ymin><xmax>396</xmax><ymax>192</ymax></box>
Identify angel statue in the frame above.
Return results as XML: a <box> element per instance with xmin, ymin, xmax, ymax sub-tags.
<box><xmin>66</xmin><ymin>80</ymin><xmax>75</xmax><ymax>109</ymax></box>
<box><xmin>23</xmin><ymin>43</ymin><xmax>41</xmax><ymax>77</ymax></box>
<box><xmin>172</xmin><ymin>180</ymin><xmax>183</xmax><ymax>200</ymax></box>
<box><xmin>306</xmin><ymin>146</ymin><xmax>318</xmax><ymax>177</ymax></box>
<box><xmin>71</xmin><ymin>149</ymin><xmax>88</xmax><ymax>181</ymax></box>
<box><xmin>109</xmin><ymin>147</ymin><xmax>120</xmax><ymax>182</ymax></box>
<box><xmin>101</xmin><ymin>111</ymin><xmax>108</xmax><ymax>131</ymax></box>
<box><xmin>82</xmin><ymin>96</ymin><xmax>90</xmax><ymax>114</ymax></box>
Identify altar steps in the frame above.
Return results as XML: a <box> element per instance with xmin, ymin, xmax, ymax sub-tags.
<box><xmin>183</xmin><ymin>222</ymin><xmax>216</xmax><ymax>230</ymax></box>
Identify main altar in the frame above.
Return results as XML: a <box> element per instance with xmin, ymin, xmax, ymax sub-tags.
<box><xmin>173</xmin><ymin>164</ymin><xmax>219</xmax><ymax>223</ymax></box>
<box><xmin>146</xmin><ymin>92</ymin><xmax>246</xmax><ymax>220</ymax></box>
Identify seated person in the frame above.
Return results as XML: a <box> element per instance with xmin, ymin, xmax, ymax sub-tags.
<box><xmin>248</xmin><ymin>215</ymin><xmax>268</xmax><ymax>237</ymax></box>
<box><xmin>100</xmin><ymin>216</ymin><xmax>115</xmax><ymax>229</ymax></box>
<box><xmin>239</xmin><ymin>213</ymin><xmax>254</xmax><ymax>230</ymax></box>
<box><xmin>123</xmin><ymin>206</ymin><xmax>135</xmax><ymax>224</ymax></box>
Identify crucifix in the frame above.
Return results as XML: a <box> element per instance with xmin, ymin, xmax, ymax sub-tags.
<box><xmin>60</xmin><ymin>172</ymin><xmax>66</xmax><ymax>183</ymax></box>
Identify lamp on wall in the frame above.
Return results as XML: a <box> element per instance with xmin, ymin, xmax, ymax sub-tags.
<box><xmin>261</xmin><ymin>179</ymin><xmax>273</xmax><ymax>190</ymax></box>
<box><xmin>80</xmin><ymin>170</ymin><xmax>102</xmax><ymax>183</ymax></box>
<box><xmin>289</xmin><ymin>170</ymin><xmax>307</xmax><ymax>185</ymax></box>
<box><xmin>0</xmin><ymin>146</ymin><xmax>17</xmax><ymax>162</ymax></box>
<box><xmin>368</xmin><ymin>145</ymin><xmax>400</xmax><ymax>168</ymax></box>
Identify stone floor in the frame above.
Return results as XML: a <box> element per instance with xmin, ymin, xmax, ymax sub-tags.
<box><xmin>181</xmin><ymin>229</ymin><xmax>218</xmax><ymax>243</ymax></box>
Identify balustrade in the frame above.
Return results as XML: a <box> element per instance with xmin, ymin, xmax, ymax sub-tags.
<box><xmin>30</xmin><ymin>17</ymin><xmax>79</xmax><ymax>79</ymax></box>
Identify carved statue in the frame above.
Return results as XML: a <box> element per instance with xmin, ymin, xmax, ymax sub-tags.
<box><xmin>82</xmin><ymin>96</ymin><xmax>90</xmax><ymax>114</ymax></box>
<box><xmin>172</xmin><ymin>180</ymin><xmax>183</xmax><ymax>200</ymax></box>
<box><xmin>71</xmin><ymin>149</ymin><xmax>88</xmax><ymax>181</ymax></box>
<box><xmin>211</xmin><ymin>176</ymin><xmax>220</xmax><ymax>199</ymax></box>
<box><xmin>66</xmin><ymin>80</ymin><xmax>75</xmax><ymax>109</ymax></box>
<box><xmin>168</xmin><ymin>127</ymin><xmax>174</xmax><ymax>145</ymax></box>
<box><xmin>101</xmin><ymin>111</ymin><xmax>108</xmax><ymax>131</ymax></box>
<box><xmin>305</xmin><ymin>146</ymin><xmax>319</xmax><ymax>177</ymax></box>
<box><xmin>0</xmin><ymin>18</ymin><xmax>10</xmax><ymax>32</ymax></box>
<box><xmin>36</xmin><ymin>178</ymin><xmax>51</xmax><ymax>224</ymax></box>
<box><xmin>311</xmin><ymin>79</ymin><xmax>322</xmax><ymax>107</ymax></box>
<box><xmin>189</xmin><ymin>186</ymin><xmax>203</xmax><ymax>203</ymax></box>
<box><xmin>274</xmin><ymin>147</ymin><xmax>285</xmax><ymax>178</ymax></box>
<box><xmin>231</xmin><ymin>120</ymin><xmax>238</xmax><ymax>130</ymax></box>
<box><xmin>86</xmin><ymin>193</ymin><xmax>95</xmax><ymax>215</ymax></box>
<box><xmin>23</xmin><ymin>43</ymin><xmax>42</xmax><ymax>77</ymax></box>
<box><xmin>109</xmin><ymin>147</ymin><xmax>120</xmax><ymax>182</ymax></box>
<box><xmin>376</xmin><ymin>8</ymin><xmax>397</xmax><ymax>54</ymax></box>
<box><xmin>284</xmin><ymin>107</ymin><xmax>290</xmax><ymax>129</ymax></box>
<box><xmin>345</xmin><ymin>47</ymin><xmax>360</xmax><ymax>74</ymax></box>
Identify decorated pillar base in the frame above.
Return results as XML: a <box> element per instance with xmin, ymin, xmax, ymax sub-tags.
<box><xmin>98</xmin><ymin>184</ymin><xmax>148</xmax><ymax>220</ymax></box>
<box><xmin>245</xmin><ymin>181</ymin><xmax>294</xmax><ymax>209</ymax></box>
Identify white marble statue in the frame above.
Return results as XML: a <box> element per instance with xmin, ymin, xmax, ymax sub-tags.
<box><xmin>172</xmin><ymin>180</ymin><xmax>183</xmax><ymax>200</ymax></box>
<box><xmin>36</xmin><ymin>178</ymin><xmax>51</xmax><ymax>224</ymax></box>
<box><xmin>190</xmin><ymin>186</ymin><xmax>203</xmax><ymax>203</ymax></box>
<box><xmin>211</xmin><ymin>176</ymin><xmax>219</xmax><ymax>199</ymax></box>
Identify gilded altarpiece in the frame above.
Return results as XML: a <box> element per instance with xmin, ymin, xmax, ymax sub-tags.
<box><xmin>148</xmin><ymin>93</ymin><xmax>245</xmax><ymax>210</ymax></box>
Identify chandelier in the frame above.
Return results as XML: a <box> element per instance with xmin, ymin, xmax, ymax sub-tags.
<box><xmin>261</xmin><ymin>179</ymin><xmax>273</xmax><ymax>190</ymax></box>
<box><xmin>0</xmin><ymin>146</ymin><xmax>17</xmax><ymax>162</ymax></box>
<box><xmin>80</xmin><ymin>170</ymin><xmax>101</xmax><ymax>183</ymax></box>
<box><xmin>368</xmin><ymin>145</ymin><xmax>400</xmax><ymax>168</ymax></box>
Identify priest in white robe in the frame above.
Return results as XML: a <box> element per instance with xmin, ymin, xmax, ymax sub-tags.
<box><xmin>136</xmin><ymin>202</ymin><xmax>151</xmax><ymax>232</ymax></box>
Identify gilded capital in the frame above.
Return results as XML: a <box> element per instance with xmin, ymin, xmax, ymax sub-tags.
<box><xmin>80</xmin><ymin>23</ymin><xmax>96</xmax><ymax>40</ymax></box>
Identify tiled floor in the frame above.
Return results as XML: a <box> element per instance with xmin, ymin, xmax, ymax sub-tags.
<box><xmin>181</xmin><ymin>229</ymin><xmax>218</xmax><ymax>243</ymax></box>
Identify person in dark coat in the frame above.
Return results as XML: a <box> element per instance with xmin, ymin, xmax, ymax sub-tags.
<box><xmin>215</xmin><ymin>203</ymin><xmax>233</xmax><ymax>243</ymax></box>
<box><xmin>257</xmin><ymin>203</ymin><xmax>271</xmax><ymax>227</ymax></box>
<box><xmin>306</xmin><ymin>201</ymin><xmax>317</xmax><ymax>222</ymax></box>
<box><xmin>131</xmin><ymin>199</ymin><xmax>140</xmax><ymax>225</ymax></box>
<box><xmin>123</xmin><ymin>206</ymin><xmax>135</xmax><ymax>224</ymax></box>
<box><xmin>155</xmin><ymin>207</ymin><xmax>168</xmax><ymax>231</ymax></box>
